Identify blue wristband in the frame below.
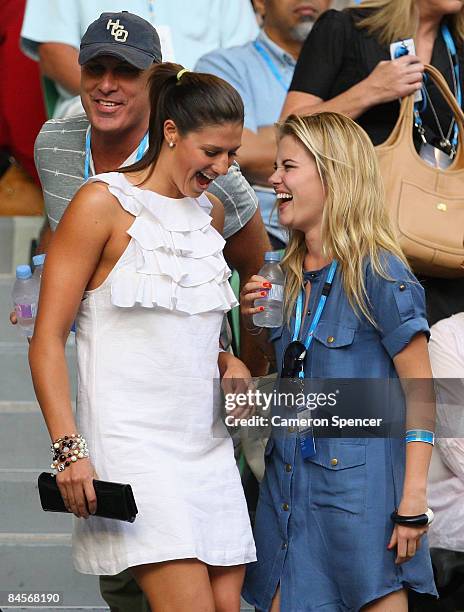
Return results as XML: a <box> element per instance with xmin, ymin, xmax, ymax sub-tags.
<box><xmin>405</xmin><ymin>429</ymin><xmax>435</xmax><ymax>445</ymax></box>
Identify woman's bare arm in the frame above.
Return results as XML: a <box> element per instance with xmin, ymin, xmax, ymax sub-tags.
<box><xmin>29</xmin><ymin>183</ymin><xmax>118</xmax><ymax>518</ymax></box>
<box><xmin>29</xmin><ymin>183</ymin><xmax>117</xmax><ymax>439</ymax></box>
<box><xmin>388</xmin><ymin>333</ymin><xmax>435</xmax><ymax>564</ymax></box>
<box><xmin>393</xmin><ymin>333</ymin><xmax>435</xmax><ymax>505</ymax></box>
<box><xmin>280</xmin><ymin>55</ymin><xmax>424</xmax><ymax>120</ymax></box>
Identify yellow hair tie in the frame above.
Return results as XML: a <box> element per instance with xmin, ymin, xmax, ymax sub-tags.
<box><xmin>176</xmin><ymin>68</ymin><xmax>190</xmax><ymax>82</ymax></box>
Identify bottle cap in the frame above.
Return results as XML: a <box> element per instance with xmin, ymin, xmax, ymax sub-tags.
<box><xmin>264</xmin><ymin>251</ymin><xmax>283</xmax><ymax>262</ymax></box>
<box><xmin>33</xmin><ymin>254</ymin><xmax>46</xmax><ymax>266</ymax></box>
<box><xmin>16</xmin><ymin>265</ymin><xmax>32</xmax><ymax>280</ymax></box>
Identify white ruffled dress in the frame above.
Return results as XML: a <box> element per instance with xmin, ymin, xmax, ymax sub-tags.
<box><xmin>72</xmin><ymin>172</ymin><xmax>256</xmax><ymax>575</ymax></box>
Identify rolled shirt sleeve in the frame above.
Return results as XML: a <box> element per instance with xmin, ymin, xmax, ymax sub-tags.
<box><xmin>21</xmin><ymin>0</ymin><xmax>81</xmax><ymax>59</ymax></box>
<box><xmin>366</xmin><ymin>253</ymin><xmax>430</xmax><ymax>359</ymax></box>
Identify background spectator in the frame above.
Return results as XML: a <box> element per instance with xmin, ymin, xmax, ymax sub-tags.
<box><xmin>0</xmin><ymin>0</ymin><xmax>45</xmax><ymax>184</ymax></box>
<box><xmin>196</xmin><ymin>0</ymin><xmax>331</xmax><ymax>249</ymax></box>
<box><xmin>425</xmin><ymin>313</ymin><xmax>464</xmax><ymax>611</ymax></box>
<box><xmin>21</xmin><ymin>0</ymin><xmax>259</xmax><ymax>118</ymax></box>
<box><xmin>280</xmin><ymin>0</ymin><xmax>464</xmax><ymax>325</ymax></box>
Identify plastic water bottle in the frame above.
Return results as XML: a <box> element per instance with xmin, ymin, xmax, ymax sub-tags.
<box><xmin>32</xmin><ymin>253</ymin><xmax>46</xmax><ymax>282</ymax></box>
<box><xmin>253</xmin><ymin>251</ymin><xmax>285</xmax><ymax>328</ymax></box>
<box><xmin>12</xmin><ymin>265</ymin><xmax>40</xmax><ymax>337</ymax></box>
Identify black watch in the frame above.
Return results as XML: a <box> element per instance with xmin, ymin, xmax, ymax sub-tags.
<box><xmin>390</xmin><ymin>508</ymin><xmax>434</xmax><ymax>527</ymax></box>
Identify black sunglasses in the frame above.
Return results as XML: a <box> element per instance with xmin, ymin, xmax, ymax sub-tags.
<box><xmin>281</xmin><ymin>340</ymin><xmax>307</xmax><ymax>379</ymax></box>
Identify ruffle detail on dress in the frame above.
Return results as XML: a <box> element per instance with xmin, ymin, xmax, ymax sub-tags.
<box><xmin>89</xmin><ymin>173</ymin><xmax>238</xmax><ymax>314</ymax></box>
<box><xmin>110</xmin><ymin>266</ymin><xmax>238</xmax><ymax>314</ymax></box>
<box><xmin>127</xmin><ymin>213</ymin><xmax>226</xmax><ymax>259</ymax></box>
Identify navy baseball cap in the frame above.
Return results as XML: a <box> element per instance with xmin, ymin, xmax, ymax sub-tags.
<box><xmin>79</xmin><ymin>11</ymin><xmax>162</xmax><ymax>69</ymax></box>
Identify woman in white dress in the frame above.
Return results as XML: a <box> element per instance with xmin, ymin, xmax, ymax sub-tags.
<box><xmin>29</xmin><ymin>63</ymin><xmax>256</xmax><ymax>611</ymax></box>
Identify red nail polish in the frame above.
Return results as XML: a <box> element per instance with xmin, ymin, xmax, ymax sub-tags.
<box><xmin>263</xmin><ymin>282</ymin><xmax>272</xmax><ymax>288</ymax></box>
<box><xmin>259</xmin><ymin>307</ymin><xmax>265</xmax><ymax>311</ymax></box>
<box><xmin>261</xmin><ymin>291</ymin><xmax>267</xmax><ymax>296</ymax></box>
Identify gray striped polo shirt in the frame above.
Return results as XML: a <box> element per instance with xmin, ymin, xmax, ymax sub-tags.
<box><xmin>35</xmin><ymin>114</ymin><xmax>258</xmax><ymax>237</ymax></box>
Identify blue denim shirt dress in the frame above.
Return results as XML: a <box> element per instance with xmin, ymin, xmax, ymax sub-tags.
<box><xmin>242</xmin><ymin>253</ymin><xmax>437</xmax><ymax>611</ymax></box>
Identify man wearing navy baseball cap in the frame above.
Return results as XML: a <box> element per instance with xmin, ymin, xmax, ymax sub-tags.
<box><xmin>76</xmin><ymin>11</ymin><xmax>161</xmax><ymax>159</ymax></box>
<box><xmin>79</xmin><ymin>11</ymin><xmax>162</xmax><ymax>68</ymax></box>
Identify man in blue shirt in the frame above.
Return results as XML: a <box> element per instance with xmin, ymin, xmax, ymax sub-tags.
<box><xmin>21</xmin><ymin>0</ymin><xmax>259</xmax><ymax>118</ymax></box>
<box><xmin>196</xmin><ymin>0</ymin><xmax>330</xmax><ymax>248</ymax></box>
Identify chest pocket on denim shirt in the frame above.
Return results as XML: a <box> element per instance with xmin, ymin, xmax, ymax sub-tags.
<box><xmin>307</xmin><ymin>441</ymin><xmax>367</xmax><ymax>514</ymax></box>
<box><xmin>311</xmin><ymin>321</ymin><xmax>356</xmax><ymax>376</ymax></box>
<box><xmin>313</xmin><ymin>321</ymin><xmax>356</xmax><ymax>348</ymax></box>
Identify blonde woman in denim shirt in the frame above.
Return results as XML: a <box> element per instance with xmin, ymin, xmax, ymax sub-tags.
<box><xmin>240</xmin><ymin>113</ymin><xmax>437</xmax><ymax>611</ymax></box>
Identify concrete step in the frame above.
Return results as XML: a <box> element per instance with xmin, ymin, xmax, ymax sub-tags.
<box><xmin>0</xmin><ymin>276</ymin><xmax>16</xmax><ymax>343</ymax></box>
<box><xmin>0</xmin><ymin>470</ymin><xmax>72</xmax><ymax>534</ymax></box>
<box><xmin>0</xmin><ymin>339</ymin><xmax>76</xmax><ymax>402</ymax></box>
<box><xmin>0</xmin><ymin>534</ymin><xmax>106</xmax><ymax>607</ymax></box>
<box><xmin>0</xmin><ymin>402</ymin><xmax>76</xmax><ymax>469</ymax></box>
<box><xmin>0</xmin><ymin>219</ymin><xmax>14</xmax><ymax>274</ymax></box>
<box><xmin>0</xmin><ymin>344</ymin><xmax>37</xmax><ymax>403</ymax></box>
<box><xmin>0</xmin><ymin>403</ymin><xmax>49</xmax><ymax>470</ymax></box>
<box><xmin>0</xmin><ymin>216</ymin><xmax>43</xmax><ymax>275</ymax></box>
<box><xmin>0</xmin><ymin>275</ymin><xmax>77</xmax><ymax>404</ymax></box>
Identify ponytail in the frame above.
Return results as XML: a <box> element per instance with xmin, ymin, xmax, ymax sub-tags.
<box><xmin>122</xmin><ymin>62</ymin><xmax>244</xmax><ymax>179</ymax></box>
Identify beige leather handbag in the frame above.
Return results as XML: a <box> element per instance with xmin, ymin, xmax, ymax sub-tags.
<box><xmin>376</xmin><ymin>64</ymin><xmax>464</xmax><ymax>278</ymax></box>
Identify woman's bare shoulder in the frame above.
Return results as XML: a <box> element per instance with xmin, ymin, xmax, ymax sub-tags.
<box><xmin>63</xmin><ymin>180</ymin><xmax>121</xmax><ymax>221</ymax></box>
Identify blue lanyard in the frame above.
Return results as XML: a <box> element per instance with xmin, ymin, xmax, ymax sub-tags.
<box><xmin>442</xmin><ymin>23</ymin><xmax>461</xmax><ymax>108</ymax></box>
<box><xmin>286</xmin><ymin>261</ymin><xmax>337</xmax><ymax>461</ymax></box>
<box><xmin>415</xmin><ymin>24</ymin><xmax>461</xmax><ymax>149</ymax></box>
<box><xmin>84</xmin><ymin>129</ymin><xmax>149</xmax><ymax>180</ymax></box>
<box><xmin>292</xmin><ymin>261</ymin><xmax>338</xmax><ymax>377</ymax></box>
<box><xmin>253</xmin><ymin>40</ymin><xmax>290</xmax><ymax>92</ymax></box>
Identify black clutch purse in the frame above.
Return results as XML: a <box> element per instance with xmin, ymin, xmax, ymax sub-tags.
<box><xmin>38</xmin><ymin>472</ymin><xmax>138</xmax><ymax>523</ymax></box>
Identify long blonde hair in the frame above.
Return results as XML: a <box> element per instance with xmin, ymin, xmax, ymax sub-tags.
<box><xmin>352</xmin><ymin>0</ymin><xmax>464</xmax><ymax>46</ymax></box>
<box><xmin>279</xmin><ymin>112</ymin><xmax>408</xmax><ymax>327</ymax></box>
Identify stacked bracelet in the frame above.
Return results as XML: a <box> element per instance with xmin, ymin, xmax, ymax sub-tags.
<box><xmin>405</xmin><ymin>429</ymin><xmax>435</xmax><ymax>445</ymax></box>
<box><xmin>391</xmin><ymin>508</ymin><xmax>434</xmax><ymax>527</ymax></box>
<box><xmin>50</xmin><ymin>434</ymin><xmax>89</xmax><ymax>473</ymax></box>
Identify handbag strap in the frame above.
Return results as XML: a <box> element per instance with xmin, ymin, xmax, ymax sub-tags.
<box><xmin>425</xmin><ymin>64</ymin><xmax>464</xmax><ymax>116</ymax></box>
<box><xmin>382</xmin><ymin>64</ymin><xmax>464</xmax><ymax>165</ymax></box>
